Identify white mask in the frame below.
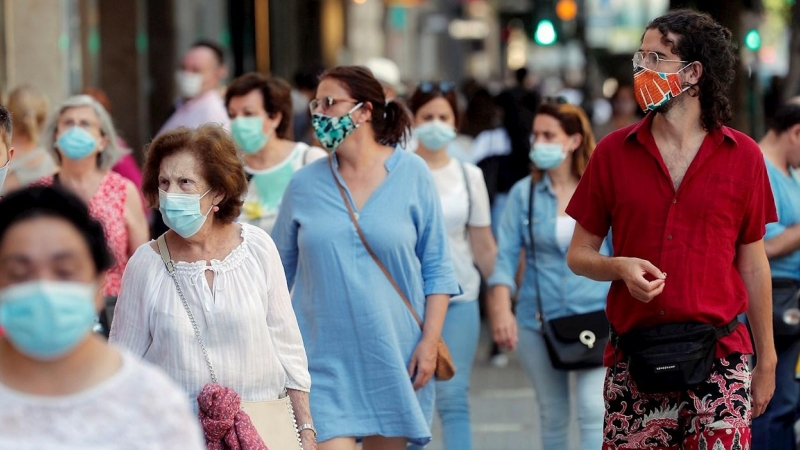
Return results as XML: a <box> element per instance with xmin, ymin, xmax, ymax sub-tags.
<box><xmin>176</xmin><ymin>71</ymin><xmax>203</xmax><ymax>99</ymax></box>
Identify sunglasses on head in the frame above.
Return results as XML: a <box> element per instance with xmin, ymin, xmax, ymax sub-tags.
<box><xmin>542</xmin><ymin>96</ymin><xmax>569</xmax><ymax>105</ymax></box>
<box><xmin>418</xmin><ymin>81</ymin><xmax>456</xmax><ymax>94</ymax></box>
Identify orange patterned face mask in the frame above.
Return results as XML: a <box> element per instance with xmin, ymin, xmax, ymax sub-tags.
<box><xmin>633</xmin><ymin>65</ymin><xmax>690</xmax><ymax>112</ymax></box>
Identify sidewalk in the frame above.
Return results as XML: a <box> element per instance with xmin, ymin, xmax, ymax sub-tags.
<box><xmin>425</xmin><ymin>325</ymin><xmax>582</xmax><ymax>450</ymax></box>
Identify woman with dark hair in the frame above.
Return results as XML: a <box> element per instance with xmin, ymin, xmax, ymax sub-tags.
<box><xmin>0</xmin><ymin>186</ymin><xmax>203</xmax><ymax>448</ymax></box>
<box><xmin>225</xmin><ymin>73</ymin><xmax>327</xmax><ymax>234</ymax></box>
<box><xmin>272</xmin><ymin>66</ymin><xmax>460</xmax><ymax>450</ymax></box>
<box><xmin>406</xmin><ymin>82</ymin><xmax>496</xmax><ymax>450</ymax></box>
<box><xmin>488</xmin><ymin>102</ymin><xmax>610</xmax><ymax>449</ymax></box>
<box><xmin>109</xmin><ymin>125</ymin><xmax>315</xmax><ymax>450</ymax></box>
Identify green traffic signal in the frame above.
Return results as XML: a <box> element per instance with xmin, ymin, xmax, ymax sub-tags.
<box><xmin>535</xmin><ymin>20</ymin><xmax>557</xmax><ymax>46</ymax></box>
<box><xmin>744</xmin><ymin>29</ymin><xmax>761</xmax><ymax>51</ymax></box>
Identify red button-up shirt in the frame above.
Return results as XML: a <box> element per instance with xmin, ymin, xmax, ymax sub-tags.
<box><xmin>567</xmin><ymin>113</ymin><xmax>777</xmax><ymax>366</ymax></box>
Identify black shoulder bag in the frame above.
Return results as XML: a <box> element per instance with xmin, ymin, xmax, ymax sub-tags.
<box><xmin>527</xmin><ymin>180</ymin><xmax>609</xmax><ymax>371</ymax></box>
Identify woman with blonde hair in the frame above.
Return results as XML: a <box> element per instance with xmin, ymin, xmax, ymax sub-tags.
<box><xmin>2</xmin><ymin>85</ymin><xmax>56</xmax><ymax>193</ymax></box>
<box><xmin>488</xmin><ymin>101</ymin><xmax>611</xmax><ymax>450</ymax></box>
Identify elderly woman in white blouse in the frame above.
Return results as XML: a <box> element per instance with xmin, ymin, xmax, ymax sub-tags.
<box><xmin>110</xmin><ymin>124</ymin><xmax>315</xmax><ymax>450</ymax></box>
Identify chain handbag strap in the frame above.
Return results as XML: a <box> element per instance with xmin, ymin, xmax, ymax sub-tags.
<box><xmin>157</xmin><ymin>234</ymin><xmax>218</xmax><ymax>384</ymax></box>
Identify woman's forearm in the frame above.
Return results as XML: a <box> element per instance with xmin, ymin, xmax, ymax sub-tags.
<box><xmin>287</xmin><ymin>388</ymin><xmax>313</xmax><ymax>426</ymax></box>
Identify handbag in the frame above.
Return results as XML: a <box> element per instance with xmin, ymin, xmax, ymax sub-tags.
<box><xmin>328</xmin><ymin>157</ymin><xmax>456</xmax><ymax>381</ymax></box>
<box><xmin>612</xmin><ymin>319</ymin><xmax>739</xmax><ymax>394</ymax></box>
<box><xmin>772</xmin><ymin>278</ymin><xmax>800</xmax><ymax>337</ymax></box>
<box><xmin>156</xmin><ymin>234</ymin><xmax>303</xmax><ymax>450</ymax></box>
<box><xmin>527</xmin><ymin>180</ymin><xmax>608</xmax><ymax>371</ymax></box>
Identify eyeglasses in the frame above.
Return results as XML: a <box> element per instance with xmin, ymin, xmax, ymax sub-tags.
<box><xmin>309</xmin><ymin>96</ymin><xmax>359</xmax><ymax>114</ymax></box>
<box><xmin>632</xmin><ymin>51</ymin><xmax>689</xmax><ymax>70</ymax></box>
<box><xmin>542</xmin><ymin>96</ymin><xmax>569</xmax><ymax>105</ymax></box>
<box><xmin>418</xmin><ymin>81</ymin><xmax>455</xmax><ymax>94</ymax></box>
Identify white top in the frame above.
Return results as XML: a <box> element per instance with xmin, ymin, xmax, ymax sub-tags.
<box><xmin>158</xmin><ymin>90</ymin><xmax>231</xmax><ymax>135</ymax></box>
<box><xmin>555</xmin><ymin>215</ymin><xmax>576</xmax><ymax>253</ymax></box>
<box><xmin>430</xmin><ymin>159</ymin><xmax>491</xmax><ymax>302</ymax></box>
<box><xmin>0</xmin><ymin>349</ymin><xmax>204</xmax><ymax>450</ymax></box>
<box><xmin>467</xmin><ymin>128</ymin><xmax>512</xmax><ymax>164</ymax></box>
<box><xmin>109</xmin><ymin>224</ymin><xmax>310</xmax><ymax>410</ymax></box>
<box><xmin>240</xmin><ymin>143</ymin><xmax>327</xmax><ymax>234</ymax></box>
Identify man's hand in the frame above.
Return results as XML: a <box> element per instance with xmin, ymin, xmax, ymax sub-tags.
<box><xmin>614</xmin><ymin>257</ymin><xmax>666</xmax><ymax>302</ymax></box>
<box><xmin>751</xmin><ymin>355</ymin><xmax>776</xmax><ymax>418</ymax></box>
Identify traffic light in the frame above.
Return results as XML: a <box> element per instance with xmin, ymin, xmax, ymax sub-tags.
<box><xmin>744</xmin><ymin>28</ymin><xmax>761</xmax><ymax>51</ymax></box>
<box><xmin>534</xmin><ymin>19</ymin><xmax>558</xmax><ymax>46</ymax></box>
<box><xmin>555</xmin><ymin>0</ymin><xmax>578</xmax><ymax>22</ymax></box>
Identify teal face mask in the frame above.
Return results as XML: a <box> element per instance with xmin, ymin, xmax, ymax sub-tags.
<box><xmin>415</xmin><ymin>120</ymin><xmax>456</xmax><ymax>151</ymax></box>
<box><xmin>57</xmin><ymin>127</ymin><xmax>98</xmax><ymax>160</ymax></box>
<box><xmin>311</xmin><ymin>103</ymin><xmax>363</xmax><ymax>152</ymax></box>
<box><xmin>158</xmin><ymin>188</ymin><xmax>214</xmax><ymax>238</ymax></box>
<box><xmin>529</xmin><ymin>142</ymin><xmax>566</xmax><ymax>170</ymax></box>
<box><xmin>0</xmin><ymin>280</ymin><xmax>97</xmax><ymax>361</ymax></box>
<box><xmin>231</xmin><ymin>117</ymin><xmax>269</xmax><ymax>154</ymax></box>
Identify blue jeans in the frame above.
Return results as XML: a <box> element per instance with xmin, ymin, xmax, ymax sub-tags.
<box><xmin>410</xmin><ymin>300</ymin><xmax>480</xmax><ymax>450</ymax></box>
<box><xmin>516</xmin><ymin>326</ymin><xmax>605</xmax><ymax>450</ymax></box>
<box><xmin>751</xmin><ymin>337</ymin><xmax>800</xmax><ymax>450</ymax></box>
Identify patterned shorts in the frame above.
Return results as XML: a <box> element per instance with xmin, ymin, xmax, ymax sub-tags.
<box><xmin>603</xmin><ymin>354</ymin><xmax>751</xmax><ymax>449</ymax></box>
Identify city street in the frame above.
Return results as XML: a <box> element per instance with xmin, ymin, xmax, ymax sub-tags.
<box><xmin>426</xmin><ymin>325</ymin><xmax>582</xmax><ymax>450</ymax></box>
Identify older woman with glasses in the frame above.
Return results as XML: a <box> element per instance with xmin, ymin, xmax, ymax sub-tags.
<box><xmin>36</xmin><ymin>95</ymin><xmax>149</xmax><ymax>330</ymax></box>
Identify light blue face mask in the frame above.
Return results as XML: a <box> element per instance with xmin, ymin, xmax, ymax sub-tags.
<box><xmin>415</xmin><ymin>120</ymin><xmax>456</xmax><ymax>151</ymax></box>
<box><xmin>311</xmin><ymin>103</ymin><xmax>363</xmax><ymax>152</ymax></box>
<box><xmin>0</xmin><ymin>280</ymin><xmax>97</xmax><ymax>361</ymax></box>
<box><xmin>529</xmin><ymin>142</ymin><xmax>567</xmax><ymax>170</ymax></box>
<box><xmin>231</xmin><ymin>117</ymin><xmax>269</xmax><ymax>154</ymax></box>
<box><xmin>56</xmin><ymin>127</ymin><xmax>98</xmax><ymax>160</ymax></box>
<box><xmin>0</xmin><ymin>159</ymin><xmax>8</xmax><ymax>191</ymax></box>
<box><xmin>159</xmin><ymin>188</ymin><xmax>214</xmax><ymax>238</ymax></box>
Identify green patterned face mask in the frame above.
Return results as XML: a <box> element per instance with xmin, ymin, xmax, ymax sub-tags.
<box><xmin>311</xmin><ymin>103</ymin><xmax>363</xmax><ymax>152</ymax></box>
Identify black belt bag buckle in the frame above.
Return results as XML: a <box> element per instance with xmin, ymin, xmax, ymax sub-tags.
<box><xmin>614</xmin><ymin>318</ymin><xmax>738</xmax><ymax>394</ymax></box>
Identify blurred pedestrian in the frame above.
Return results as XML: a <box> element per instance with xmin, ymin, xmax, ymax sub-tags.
<box><xmin>0</xmin><ymin>186</ymin><xmax>204</xmax><ymax>449</ymax></box>
<box><xmin>292</xmin><ymin>64</ymin><xmax>325</xmax><ymax>145</ymax></box>
<box><xmin>83</xmin><ymin>87</ymin><xmax>144</xmax><ymax>191</ymax></box>
<box><xmin>109</xmin><ymin>125</ymin><xmax>315</xmax><ymax>450</ymax></box>
<box><xmin>272</xmin><ymin>66</ymin><xmax>460</xmax><ymax>450</ymax></box>
<box><xmin>0</xmin><ymin>104</ymin><xmax>13</xmax><ymax>194</ymax></box>
<box><xmin>406</xmin><ymin>82</ymin><xmax>497</xmax><ymax>450</ymax></box>
<box><xmin>364</xmin><ymin>57</ymin><xmax>405</xmax><ymax>101</ymax></box>
<box><xmin>158</xmin><ymin>40</ymin><xmax>230</xmax><ymax>135</ymax></box>
<box><xmin>488</xmin><ymin>102</ymin><xmax>610</xmax><ymax>449</ymax></box>
<box><xmin>2</xmin><ymin>85</ymin><xmax>55</xmax><ymax>193</ymax></box>
<box><xmin>593</xmin><ymin>84</ymin><xmax>642</xmax><ymax>140</ymax></box>
<box><xmin>37</xmin><ymin>95</ymin><xmax>149</xmax><ymax>317</ymax></box>
<box><xmin>225</xmin><ymin>73</ymin><xmax>326</xmax><ymax>234</ymax></box>
<box><xmin>567</xmin><ymin>10</ymin><xmax>776</xmax><ymax>449</ymax></box>
<box><xmin>751</xmin><ymin>102</ymin><xmax>800</xmax><ymax>450</ymax></box>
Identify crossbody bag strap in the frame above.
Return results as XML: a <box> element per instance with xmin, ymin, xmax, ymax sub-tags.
<box><xmin>527</xmin><ymin>179</ymin><xmax>546</xmax><ymax>327</ymax></box>
<box><xmin>327</xmin><ymin>156</ymin><xmax>424</xmax><ymax>330</ymax></box>
<box><xmin>460</xmin><ymin>162</ymin><xmax>472</xmax><ymax>235</ymax></box>
<box><xmin>156</xmin><ymin>234</ymin><xmax>219</xmax><ymax>384</ymax></box>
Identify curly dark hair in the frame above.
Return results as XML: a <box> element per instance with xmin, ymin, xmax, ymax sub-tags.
<box><xmin>646</xmin><ymin>9</ymin><xmax>736</xmax><ymax>131</ymax></box>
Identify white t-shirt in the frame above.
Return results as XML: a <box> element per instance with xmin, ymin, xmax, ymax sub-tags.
<box><xmin>430</xmin><ymin>159</ymin><xmax>491</xmax><ymax>302</ymax></box>
<box><xmin>555</xmin><ymin>215</ymin><xmax>576</xmax><ymax>253</ymax></box>
<box><xmin>0</xmin><ymin>349</ymin><xmax>204</xmax><ymax>450</ymax></box>
<box><xmin>240</xmin><ymin>143</ymin><xmax>328</xmax><ymax>234</ymax></box>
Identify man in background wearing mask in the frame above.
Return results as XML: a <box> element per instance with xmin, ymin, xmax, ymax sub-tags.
<box><xmin>0</xmin><ymin>104</ymin><xmax>15</xmax><ymax>194</ymax></box>
<box><xmin>158</xmin><ymin>40</ymin><xmax>230</xmax><ymax>135</ymax></box>
<box><xmin>751</xmin><ymin>101</ymin><xmax>800</xmax><ymax>450</ymax></box>
<box><xmin>566</xmin><ymin>9</ymin><xmax>776</xmax><ymax>449</ymax></box>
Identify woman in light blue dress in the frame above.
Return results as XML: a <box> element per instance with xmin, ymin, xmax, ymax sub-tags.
<box><xmin>272</xmin><ymin>66</ymin><xmax>460</xmax><ymax>450</ymax></box>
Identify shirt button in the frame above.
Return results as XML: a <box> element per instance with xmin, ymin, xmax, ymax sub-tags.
<box><xmin>523</xmin><ymin>219</ymin><xmax>529</xmax><ymax>225</ymax></box>
<box><xmin>672</xmin><ymin>198</ymin><xmax>677</xmax><ymax>204</ymax></box>
<box><xmin>660</xmin><ymin>311</ymin><xmax>665</xmax><ymax>315</ymax></box>
<box><xmin>667</xmin><ymin>235</ymin><xmax>673</xmax><ymax>240</ymax></box>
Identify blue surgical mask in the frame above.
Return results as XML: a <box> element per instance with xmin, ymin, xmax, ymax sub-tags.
<box><xmin>232</xmin><ymin>117</ymin><xmax>269</xmax><ymax>154</ymax></box>
<box><xmin>0</xmin><ymin>280</ymin><xmax>98</xmax><ymax>361</ymax></box>
<box><xmin>415</xmin><ymin>121</ymin><xmax>456</xmax><ymax>151</ymax></box>
<box><xmin>529</xmin><ymin>142</ymin><xmax>566</xmax><ymax>170</ymax></box>
<box><xmin>159</xmin><ymin>189</ymin><xmax>214</xmax><ymax>238</ymax></box>
<box><xmin>57</xmin><ymin>127</ymin><xmax>98</xmax><ymax>160</ymax></box>
<box><xmin>0</xmin><ymin>159</ymin><xmax>8</xmax><ymax>191</ymax></box>
<box><xmin>311</xmin><ymin>103</ymin><xmax>363</xmax><ymax>152</ymax></box>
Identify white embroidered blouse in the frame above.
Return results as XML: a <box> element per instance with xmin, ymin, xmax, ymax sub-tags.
<box><xmin>109</xmin><ymin>223</ymin><xmax>310</xmax><ymax>408</ymax></box>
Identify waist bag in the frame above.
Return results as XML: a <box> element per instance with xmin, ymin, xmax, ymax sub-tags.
<box><xmin>612</xmin><ymin>318</ymin><xmax>739</xmax><ymax>394</ymax></box>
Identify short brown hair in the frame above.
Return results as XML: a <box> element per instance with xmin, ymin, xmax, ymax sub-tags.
<box><xmin>142</xmin><ymin>125</ymin><xmax>247</xmax><ymax>223</ymax></box>
<box><xmin>225</xmin><ymin>73</ymin><xmax>294</xmax><ymax>140</ymax></box>
<box><xmin>407</xmin><ymin>83</ymin><xmax>460</xmax><ymax>128</ymax></box>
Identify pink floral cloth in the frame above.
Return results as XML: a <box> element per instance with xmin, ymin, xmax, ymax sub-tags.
<box><xmin>197</xmin><ymin>383</ymin><xmax>268</xmax><ymax>450</ymax></box>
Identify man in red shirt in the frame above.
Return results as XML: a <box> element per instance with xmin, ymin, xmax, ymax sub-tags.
<box><xmin>566</xmin><ymin>9</ymin><xmax>776</xmax><ymax>449</ymax></box>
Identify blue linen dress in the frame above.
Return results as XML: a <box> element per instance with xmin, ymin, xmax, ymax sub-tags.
<box><xmin>272</xmin><ymin>149</ymin><xmax>461</xmax><ymax>445</ymax></box>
